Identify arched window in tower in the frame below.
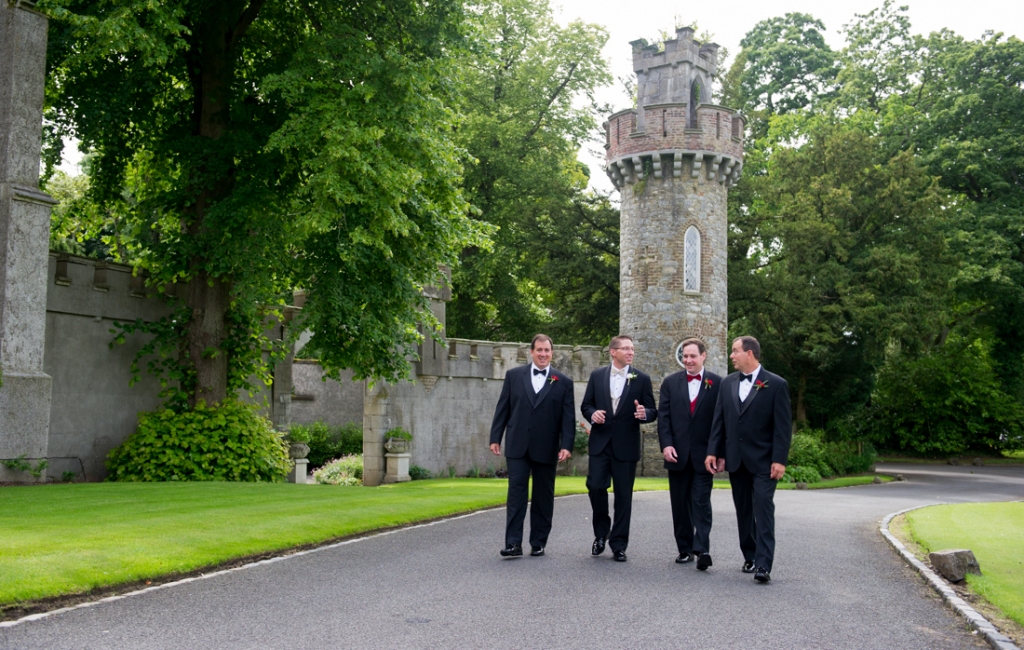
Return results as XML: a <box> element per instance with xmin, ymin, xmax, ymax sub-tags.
<box><xmin>688</xmin><ymin>78</ymin><xmax>703</xmax><ymax>128</ymax></box>
<box><xmin>684</xmin><ymin>226</ymin><xmax>701</xmax><ymax>292</ymax></box>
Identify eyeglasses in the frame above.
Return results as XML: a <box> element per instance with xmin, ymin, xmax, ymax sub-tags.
<box><xmin>611</xmin><ymin>347</ymin><xmax>635</xmax><ymax>351</ymax></box>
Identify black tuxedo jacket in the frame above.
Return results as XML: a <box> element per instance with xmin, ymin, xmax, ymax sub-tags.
<box><xmin>490</xmin><ymin>364</ymin><xmax>575</xmax><ymax>463</ymax></box>
<box><xmin>708</xmin><ymin>368</ymin><xmax>793</xmax><ymax>473</ymax></box>
<box><xmin>657</xmin><ymin>369</ymin><xmax>722</xmax><ymax>471</ymax></box>
<box><xmin>580</xmin><ymin>366</ymin><xmax>656</xmax><ymax>463</ymax></box>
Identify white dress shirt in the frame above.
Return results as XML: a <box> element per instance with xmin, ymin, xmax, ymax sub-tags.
<box><xmin>610</xmin><ymin>364</ymin><xmax>629</xmax><ymax>414</ymax></box>
<box><xmin>687</xmin><ymin>369</ymin><xmax>704</xmax><ymax>403</ymax></box>
<box><xmin>531</xmin><ymin>364</ymin><xmax>549</xmax><ymax>393</ymax></box>
<box><xmin>738</xmin><ymin>365</ymin><xmax>762</xmax><ymax>402</ymax></box>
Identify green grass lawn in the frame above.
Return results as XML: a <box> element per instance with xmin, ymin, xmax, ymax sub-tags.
<box><xmin>0</xmin><ymin>472</ymin><xmax>884</xmax><ymax>609</ymax></box>
<box><xmin>877</xmin><ymin>451</ymin><xmax>1024</xmax><ymax>465</ymax></box>
<box><xmin>0</xmin><ymin>477</ymin><xmax>665</xmax><ymax>606</ymax></box>
<box><xmin>906</xmin><ymin>502</ymin><xmax>1024</xmax><ymax>627</ymax></box>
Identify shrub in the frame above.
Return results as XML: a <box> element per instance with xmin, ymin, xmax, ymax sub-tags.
<box><xmin>787</xmin><ymin>432</ymin><xmax>833</xmax><ymax>477</ymax></box>
<box><xmin>106</xmin><ymin>400</ymin><xmax>291</xmax><ymax>482</ymax></box>
<box><xmin>868</xmin><ymin>336</ymin><xmax>1024</xmax><ymax>455</ymax></box>
<box><xmin>409</xmin><ymin>465</ymin><xmax>432</xmax><ymax>480</ymax></box>
<box><xmin>823</xmin><ymin>440</ymin><xmax>877</xmax><ymax>475</ymax></box>
<box><xmin>313</xmin><ymin>454</ymin><xmax>363</xmax><ymax>485</ymax></box>
<box><xmin>292</xmin><ymin>421</ymin><xmax>362</xmax><ymax>470</ymax></box>
<box><xmin>574</xmin><ymin>422</ymin><xmax>589</xmax><ymax>455</ymax></box>
<box><xmin>781</xmin><ymin>465</ymin><xmax>822</xmax><ymax>484</ymax></box>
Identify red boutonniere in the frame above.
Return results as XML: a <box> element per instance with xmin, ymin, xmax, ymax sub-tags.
<box><xmin>754</xmin><ymin>379</ymin><xmax>768</xmax><ymax>391</ymax></box>
<box><xmin>704</xmin><ymin>378</ymin><xmax>713</xmax><ymax>389</ymax></box>
<box><xmin>548</xmin><ymin>375</ymin><xmax>559</xmax><ymax>385</ymax></box>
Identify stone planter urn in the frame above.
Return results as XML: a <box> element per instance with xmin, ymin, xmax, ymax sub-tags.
<box><xmin>288</xmin><ymin>442</ymin><xmax>310</xmax><ymax>459</ymax></box>
<box><xmin>384</xmin><ymin>437</ymin><xmax>410</xmax><ymax>454</ymax></box>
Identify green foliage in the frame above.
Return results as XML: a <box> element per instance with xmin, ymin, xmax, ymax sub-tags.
<box><xmin>574</xmin><ymin>422</ymin><xmax>590</xmax><ymax>455</ymax></box>
<box><xmin>787</xmin><ymin>433</ymin><xmax>833</xmax><ymax>477</ymax></box>
<box><xmin>866</xmin><ymin>336</ymin><xmax>1024</xmax><ymax>455</ymax></box>
<box><xmin>289</xmin><ymin>421</ymin><xmax>362</xmax><ymax>470</ymax></box>
<box><xmin>312</xmin><ymin>455</ymin><xmax>363</xmax><ymax>486</ymax></box>
<box><xmin>41</xmin><ymin>0</ymin><xmax>487</xmax><ymax>407</ymax></box>
<box><xmin>284</xmin><ymin>426</ymin><xmax>311</xmax><ymax>444</ymax></box>
<box><xmin>105</xmin><ymin>400</ymin><xmax>290</xmax><ymax>482</ymax></box>
<box><xmin>1</xmin><ymin>456</ymin><xmax>49</xmax><ymax>479</ymax></box>
<box><xmin>722</xmin><ymin>13</ymin><xmax>837</xmax><ymax>138</ymax></box>
<box><xmin>384</xmin><ymin>427</ymin><xmax>413</xmax><ymax>441</ymax></box>
<box><xmin>780</xmin><ymin>465</ymin><xmax>823</xmax><ymax>484</ymax></box>
<box><xmin>447</xmin><ymin>0</ymin><xmax>615</xmax><ymax>343</ymax></box>
<box><xmin>61</xmin><ymin>471</ymin><xmax>77</xmax><ymax>483</ymax></box>
<box><xmin>408</xmin><ymin>465</ymin><xmax>433</xmax><ymax>481</ymax></box>
<box><xmin>822</xmin><ymin>440</ymin><xmax>877</xmax><ymax>476</ymax></box>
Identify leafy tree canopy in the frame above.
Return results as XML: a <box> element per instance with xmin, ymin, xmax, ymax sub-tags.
<box><xmin>41</xmin><ymin>0</ymin><xmax>489</xmax><ymax>407</ymax></box>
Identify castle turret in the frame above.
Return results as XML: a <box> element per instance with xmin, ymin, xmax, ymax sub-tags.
<box><xmin>606</xmin><ymin>26</ymin><xmax>743</xmax><ymax>389</ymax></box>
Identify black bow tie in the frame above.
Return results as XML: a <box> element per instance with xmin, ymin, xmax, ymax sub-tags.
<box><xmin>533</xmin><ymin>368</ymin><xmax>547</xmax><ymax>376</ymax></box>
<box><xmin>740</xmin><ymin>373</ymin><xmax>754</xmax><ymax>382</ymax></box>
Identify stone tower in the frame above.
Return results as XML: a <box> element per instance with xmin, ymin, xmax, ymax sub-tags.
<box><xmin>605</xmin><ymin>26</ymin><xmax>744</xmax><ymax>384</ymax></box>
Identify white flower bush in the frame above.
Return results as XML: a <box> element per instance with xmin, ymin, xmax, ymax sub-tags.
<box><xmin>313</xmin><ymin>454</ymin><xmax>363</xmax><ymax>486</ymax></box>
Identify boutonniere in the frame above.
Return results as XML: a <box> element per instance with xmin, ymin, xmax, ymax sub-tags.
<box><xmin>754</xmin><ymin>379</ymin><xmax>768</xmax><ymax>391</ymax></box>
<box><xmin>704</xmin><ymin>378</ymin><xmax>713</xmax><ymax>390</ymax></box>
<box><xmin>548</xmin><ymin>375</ymin><xmax>559</xmax><ymax>385</ymax></box>
<box><xmin>626</xmin><ymin>372</ymin><xmax>638</xmax><ymax>385</ymax></box>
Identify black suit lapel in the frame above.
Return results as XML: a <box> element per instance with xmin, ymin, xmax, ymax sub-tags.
<box><xmin>731</xmin><ymin>375</ymin><xmax>742</xmax><ymax>414</ymax></box>
<box><xmin>598</xmin><ymin>366</ymin><xmax>612</xmax><ymax>413</ymax></box>
<box><xmin>534</xmin><ymin>369</ymin><xmax>557</xmax><ymax>408</ymax></box>
<box><xmin>523</xmin><ymin>367</ymin><xmax>539</xmax><ymax>408</ymax></box>
<box><xmin>739</xmin><ymin>380</ymin><xmax>759</xmax><ymax>415</ymax></box>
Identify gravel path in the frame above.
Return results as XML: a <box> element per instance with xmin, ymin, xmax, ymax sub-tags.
<box><xmin>1</xmin><ymin>463</ymin><xmax>1021</xmax><ymax>650</ymax></box>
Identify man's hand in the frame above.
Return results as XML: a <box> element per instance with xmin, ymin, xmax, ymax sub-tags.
<box><xmin>663</xmin><ymin>446</ymin><xmax>678</xmax><ymax>463</ymax></box>
<box><xmin>490</xmin><ymin>443</ymin><xmax>501</xmax><ymax>456</ymax></box>
<box><xmin>558</xmin><ymin>449</ymin><xmax>572</xmax><ymax>462</ymax></box>
<box><xmin>704</xmin><ymin>455</ymin><xmax>719</xmax><ymax>474</ymax></box>
<box><xmin>591</xmin><ymin>410</ymin><xmax>607</xmax><ymax>425</ymax></box>
<box><xmin>633</xmin><ymin>399</ymin><xmax>646</xmax><ymax>420</ymax></box>
<box><xmin>770</xmin><ymin>462</ymin><xmax>786</xmax><ymax>480</ymax></box>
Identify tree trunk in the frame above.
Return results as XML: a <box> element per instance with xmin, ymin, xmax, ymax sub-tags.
<box><xmin>186</xmin><ymin>271</ymin><xmax>232</xmax><ymax>407</ymax></box>
<box><xmin>796</xmin><ymin>373</ymin><xmax>808</xmax><ymax>426</ymax></box>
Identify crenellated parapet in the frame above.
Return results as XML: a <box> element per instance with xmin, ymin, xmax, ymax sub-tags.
<box><xmin>604</xmin><ymin>26</ymin><xmax>744</xmax><ymax>189</ymax></box>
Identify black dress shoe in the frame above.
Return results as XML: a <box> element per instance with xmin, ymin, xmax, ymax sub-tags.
<box><xmin>530</xmin><ymin>546</ymin><xmax>545</xmax><ymax>557</ymax></box>
<box><xmin>742</xmin><ymin>560</ymin><xmax>756</xmax><ymax>573</ymax></box>
<box><xmin>500</xmin><ymin>544</ymin><xmax>523</xmax><ymax>557</ymax></box>
<box><xmin>697</xmin><ymin>553</ymin><xmax>713</xmax><ymax>571</ymax></box>
<box><xmin>675</xmin><ymin>552</ymin><xmax>694</xmax><ymax>564</ymax></box>
<box><xmin>591</xmin><ymin>537</ymin><xmax>606</xmax><ymax>556</ymax></box>
<box><xmin>754</xmin><ymin>566</ymin><xmax>771</xmax><ymax>583</ymax></box>
<box><xmin>613</xmin><ymin>550</ymin><xmax>627</xmax><ymax>562</ymax></box>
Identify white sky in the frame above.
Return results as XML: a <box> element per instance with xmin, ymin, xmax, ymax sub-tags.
<box><xmin>552</xmin><ymin>0</ymin><xmax>1024</xmax><ymax>193</ymax></box>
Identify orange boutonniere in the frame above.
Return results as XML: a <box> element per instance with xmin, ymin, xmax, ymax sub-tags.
<box><xmin>704</xmin><ymin>378</ymin><xmax>713</xmax><ymax>390</ymax></box>
<box><xmin>754</xmin><ymin>379</ymin><xmax>768</xmax><ymax>391</ymax></box>
<box><xmin>548</xmin><ymin>375</ymin><xmax>558</xmax><ymax>385</ymax></box>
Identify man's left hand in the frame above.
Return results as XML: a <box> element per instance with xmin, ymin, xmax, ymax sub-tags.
<box><xmin>558</xmin><ymin>449</ymin><xmax>572</xmax><ymax>462</ymax></box>
<box><xmin>770</xmin><ymin>462</ymin><xmax>786</xmax><ymax>480</ymax></box>
<box><xmin>633</xmin><ymin>400</ymin><xmax>646</xmax><ymax>420</ymax></box>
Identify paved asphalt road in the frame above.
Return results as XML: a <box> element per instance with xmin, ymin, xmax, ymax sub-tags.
<box><xmin>2</xmin><ymin>464</ymin><xmax>1022</xmax><ymax>650</ymax></box>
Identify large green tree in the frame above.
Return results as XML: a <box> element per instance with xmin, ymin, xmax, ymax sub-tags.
<box><xmin>729</xmin><ymin>111</ymin><xmax>953</xmax><ymax>425</ymax></box>
<box><xmin>42</xmin><ymin>0</ymin><xmax>486</xmax><ymax>407</ymax></box>
<box><xmin>447</xmin><ymin>0</ymin><xmax>613</xmax><ymax>343</ymax></box>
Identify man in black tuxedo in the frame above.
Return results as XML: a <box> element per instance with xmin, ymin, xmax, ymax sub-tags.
<box><xmin>706</xmin><ymin>336</ymin><xmax>792</xmax><ymax>583</ymax></box>
<box><xmin>658</xmin><ymin>338</ymin><xmax>722</xmax><ymax>571</ymax></box>
<box><xmin>490</xmin><ymin>334</ymin><xmax>575</xmax><ymax>558</ymax></box>
<box><xmin>580</xmin><ymin>334</ymin><xmax>656</xmax><ymax>562</ymax></box>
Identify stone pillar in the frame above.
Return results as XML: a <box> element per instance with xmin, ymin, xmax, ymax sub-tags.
<box><xmin>605</xmin><ymin>27</ymin><xmax>744</xmax><ymax>476</ymax></box>
<box><xmin>0</xmin><ymin>0</ymin><xmax>55</xmax><ymax>482</ymax></box>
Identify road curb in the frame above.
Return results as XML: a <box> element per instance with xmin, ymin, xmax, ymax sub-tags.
<box><xmin>880</xmin><ymin>505</ymin><xmax>1020</xmax><ymax>650</ymax></box>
